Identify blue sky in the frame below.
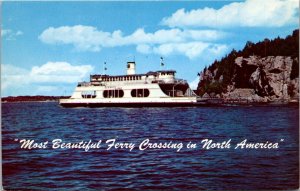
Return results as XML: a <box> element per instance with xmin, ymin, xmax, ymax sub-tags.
<box><xmin>2</xmin><ymin>0</ymin><xmax>299</xmax><ymax>96</ymax></box>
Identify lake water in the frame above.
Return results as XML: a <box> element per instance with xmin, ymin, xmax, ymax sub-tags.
<box><xmin>2</xmin><ymin>102</ymin><xmax>299</xmax><ymax>190</ymax></box>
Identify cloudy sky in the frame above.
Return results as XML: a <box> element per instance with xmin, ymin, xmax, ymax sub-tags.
<box><xmin>2</xmin><ymin>0</ymin><xmax>299</xmax><ymax>96</ymax></box>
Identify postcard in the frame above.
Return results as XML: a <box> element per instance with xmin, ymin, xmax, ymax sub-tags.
<box><xmin>2</xmin><ymin>1</ymin><xmax>299</xmax><ymax>190</ymax></box>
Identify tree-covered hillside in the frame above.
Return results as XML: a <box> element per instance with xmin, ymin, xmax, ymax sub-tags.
<box><xmin>197</xmin><ymin>29</ymin><xmax>299</xmax><ymax>96</ymax></box>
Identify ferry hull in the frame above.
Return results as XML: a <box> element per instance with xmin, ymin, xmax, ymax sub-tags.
<box><xmin>59</xmin><ymin>102</ymin><xmax>201</xmax><ymax>108</ymax></box>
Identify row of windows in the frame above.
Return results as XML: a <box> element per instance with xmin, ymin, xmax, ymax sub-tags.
<box><xmin>131</xmin><ymin>89</ymin><xmax>150</xmax><ymax>97</ymax></box>
<box><xmin>81</xmin><ymin>89</ymin><xmax>150</xmax><ymax>98</ymax></box>
<box><xmin>103</xmin><ymin>90</ymin><xmax>124</xmax><ymax>98</ymax></box>
<box><xmin>93</xmin><ymin>76</ymin><xmax>142</xmax><ymax>82</ymax></box>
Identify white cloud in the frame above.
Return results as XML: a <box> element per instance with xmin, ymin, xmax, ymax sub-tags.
<box><xmin>16</xmin><ymin>31</ymin><xmax>23</xmax><ymax>36</ymax></box>
<box><xmin>2</xmin><ymin>62</ymin><xmax>93</xmax><ymax>96</ymax></box>
<box><xmin>39</xmin><ymin>25</ymin><xmax>228</xmax><ymax>59</ymax></box>
<box><xmin>40</xmin><ymin>26</ymin><xmax>226</xmax><ymax>47</ymax></box>
<box><xmin>161</xmin><ymin>0</ymin><xmax>299</xmax><ymax>28</ymax></box>
<box><xmin>142</xmin><ymin>42</ymin><xmax>228</xmax><ymax>60</ymax></box>
<box><xmin>1</xmin><ymin>29</ymin><xmax>23</xmax><ymax>40</ymax></box>
<box><xmin>38</xmin><ymin>25</ymin><xmax>108</xmax><ymax>51</ymax></box>
<box><xmin>1</xmin><ymin>29</ymin><xmax>12</xmax><ymax>37</ymax></box>
<box><xmin>154</xmin><ymin>42</ymin><xmax>209</xmax><ymax>59</ymax></box>
<box><xmin>1</xmin><ymin>64</ymin><xmax>30</xmax><ymax>92</ymax></box>
<box><xmin>30</xmin><ymin>62</ymin><xmax>93</xmax><ymax>83</ymax></box>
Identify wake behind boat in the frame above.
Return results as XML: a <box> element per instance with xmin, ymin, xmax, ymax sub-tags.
<box><xmin>59</xmin><ymin>61</ymin><xmax>200</xmax><ymax>107</ymax></box>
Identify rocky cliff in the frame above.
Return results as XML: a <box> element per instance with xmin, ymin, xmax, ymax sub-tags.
<box><xmin>199</xmin><ymin>56</ymin><xmax>299</xmax><ymax>102</ymax></box>
<box><xmin>197</xmin><ymin>30</ymin><xmax>299</xmax><ymax>103</ymax></box>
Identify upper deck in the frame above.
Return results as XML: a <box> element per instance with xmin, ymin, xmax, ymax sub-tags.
<box><xmin>90</xmin><ymin>70</ymin><xmax>175</xmax><ymax>82</ymax></box>
<box><xmin>78</xmin><ymin>61</ymin><xmax>186</xmax><ymax>87</ymax></box>
<box><xmin>83</xmin><ymin>70</ymin><xmax>183</xmax><ymax>86</ymax></box>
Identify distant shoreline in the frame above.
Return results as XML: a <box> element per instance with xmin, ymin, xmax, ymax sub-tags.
<box><xmin>2</xmin><ymin>100</ymin><xmax>58</xmax><ymax>103</ymax></box>
<box><xmin>1</xmin><ymin>96</ymin><xmax>70</xmax><ymax>103</ymax></box>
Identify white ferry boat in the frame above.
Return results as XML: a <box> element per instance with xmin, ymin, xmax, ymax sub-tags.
<box><xmin>59</xmin><ymin>61</ymin><xmax>200</xmax><ymax>107</ymax></box>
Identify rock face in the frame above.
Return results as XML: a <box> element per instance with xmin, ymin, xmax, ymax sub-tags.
<box><xmin>199</xmin><ymin>56</ymin><xmax>299</xmax><ymax>102</ymax></box>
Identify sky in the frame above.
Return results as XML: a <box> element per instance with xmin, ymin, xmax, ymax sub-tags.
<box><xmin>1</xmin><ymin>0</ymin><xmax>299</xmax><ymax>96</ymax></box>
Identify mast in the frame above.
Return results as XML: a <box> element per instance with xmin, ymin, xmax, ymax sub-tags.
<box><xmin>160</xmin><ymin>57</ymin><xmax>164</xmax><ymax>70</ymax></box>
<box><xmin>103</xmin><ymin>62</ymin><xmax>107</xmax><ymax>75</ymax></box>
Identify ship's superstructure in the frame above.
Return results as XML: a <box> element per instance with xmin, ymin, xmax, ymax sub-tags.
<box><xmin>59</xmin><ymin>61</ymin><xmax>198</xmax><ymax>107</ymax></box>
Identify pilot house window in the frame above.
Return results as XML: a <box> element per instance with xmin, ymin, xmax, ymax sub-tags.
<box><xmin>81</xmin><ymin>91</ymin><xmax>96</xmax><ymax>98</ymax></box>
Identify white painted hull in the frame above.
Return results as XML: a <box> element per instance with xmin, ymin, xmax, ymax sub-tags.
<box><xmin>60</xmin><ymin>84</ymin><xmax>198</xmax><ymax>107</ymax></box>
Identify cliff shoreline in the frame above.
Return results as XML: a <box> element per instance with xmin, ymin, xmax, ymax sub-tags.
<box><xmin>197</xmin><ymin>29</ymin><xmax>299</xmax><ymax>103</ymax></box>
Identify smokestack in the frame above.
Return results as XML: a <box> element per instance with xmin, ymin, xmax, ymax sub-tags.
<box><xmin>127</xmin><ymin>61</ymin><xmax>136</xmax><ymax>75</ymax></box>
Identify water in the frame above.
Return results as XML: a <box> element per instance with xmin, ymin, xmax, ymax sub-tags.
<box><xmin>2</xmin><ymin>102</ymin><xmax>299</xmax><ymax>190</ymax></box>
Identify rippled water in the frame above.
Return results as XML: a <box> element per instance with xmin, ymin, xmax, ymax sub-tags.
<box><xmin>2</xmin><ymin>102</ymin><xmax>299</xmax><ymax>190</ymax></box>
